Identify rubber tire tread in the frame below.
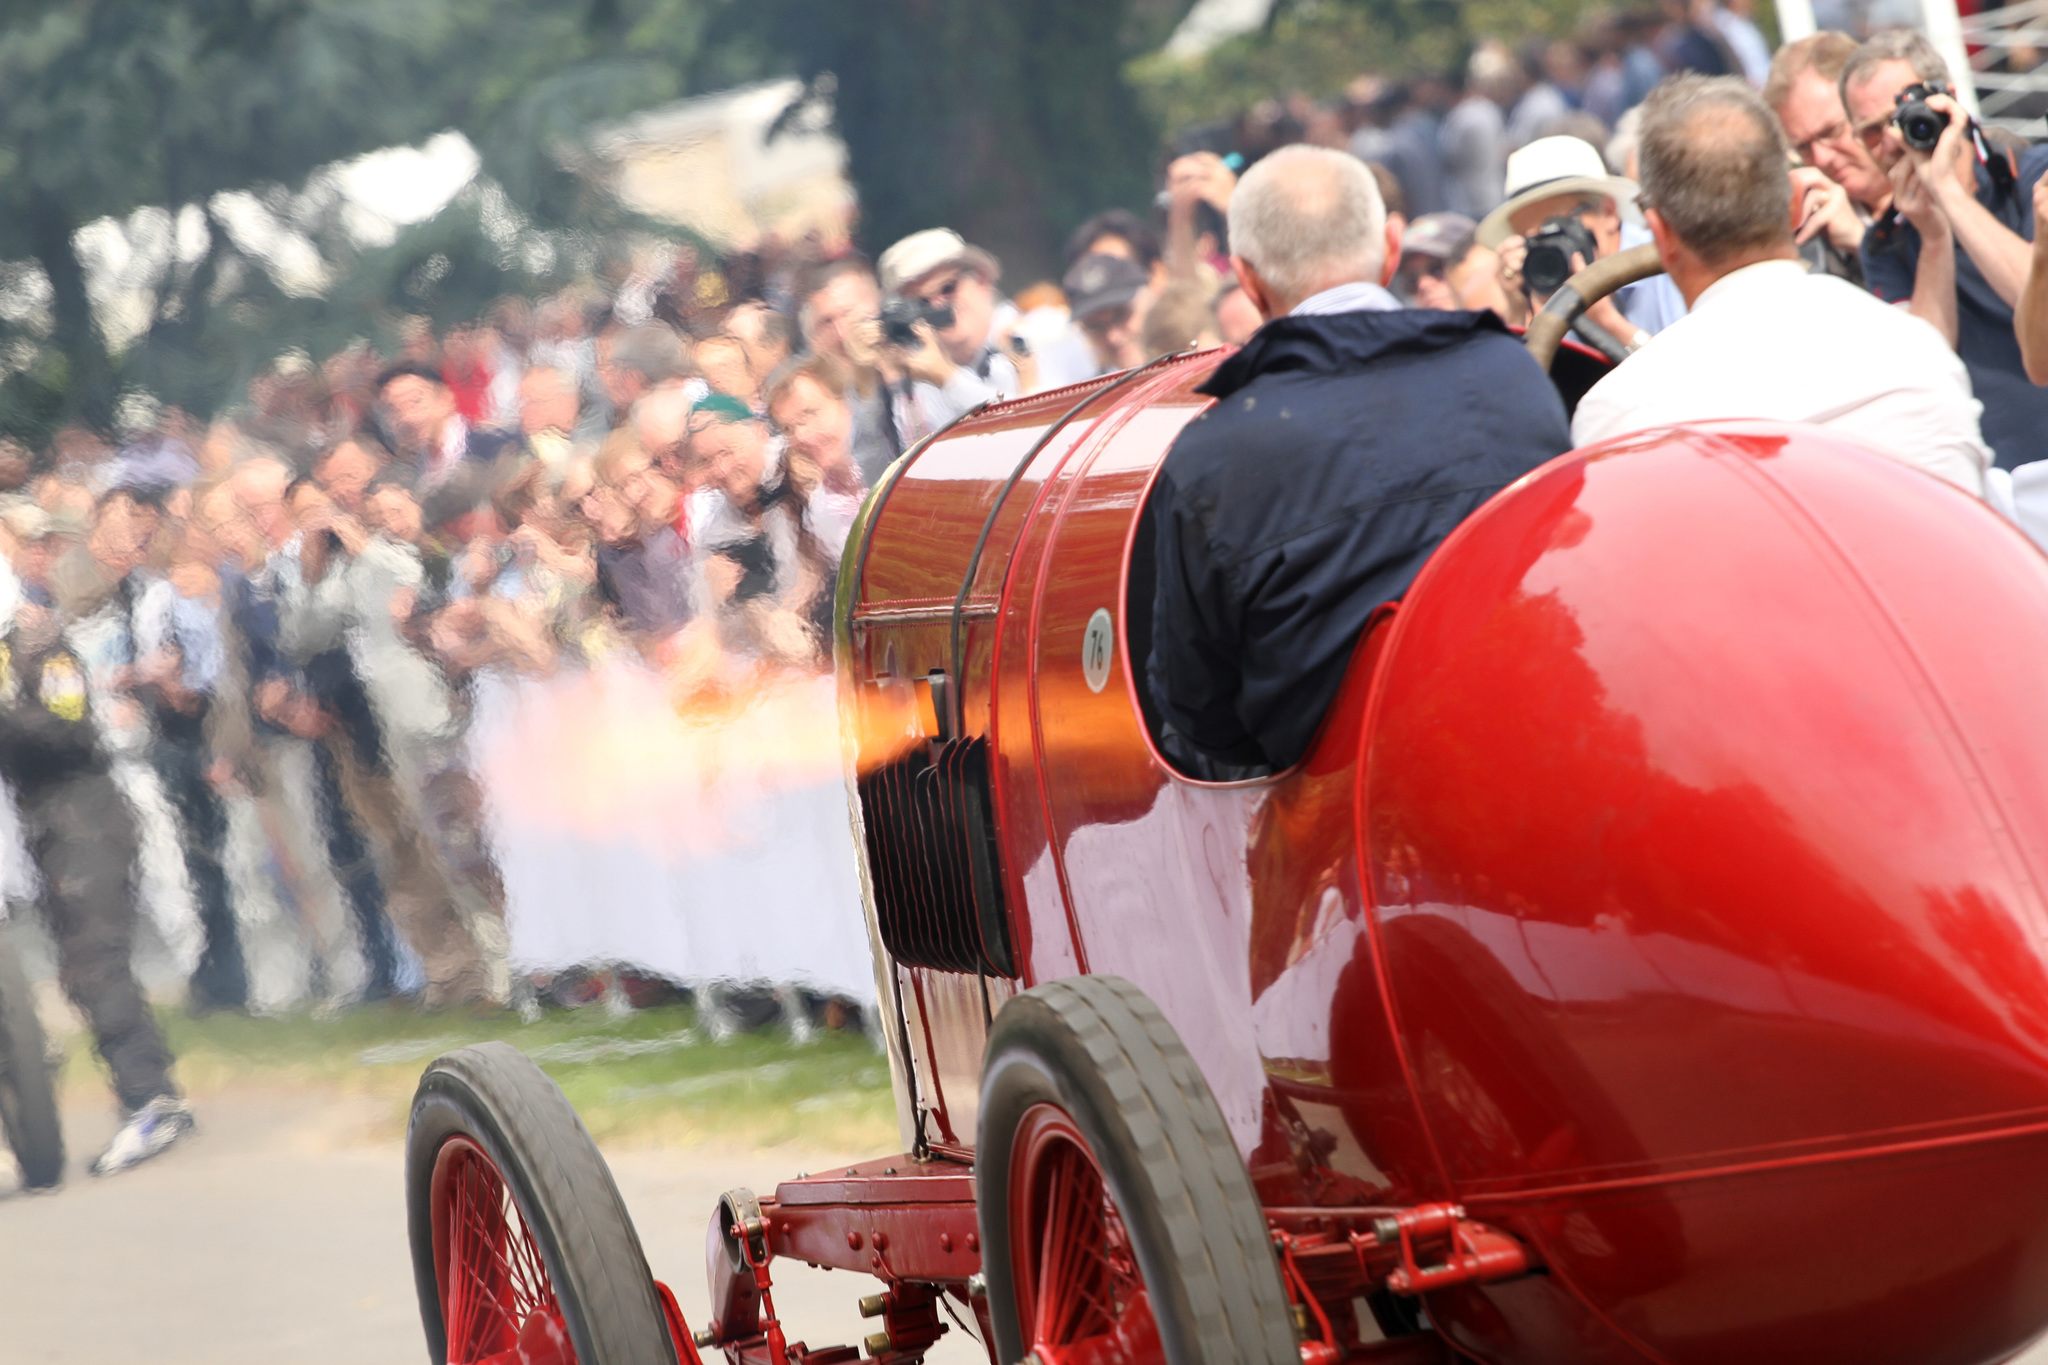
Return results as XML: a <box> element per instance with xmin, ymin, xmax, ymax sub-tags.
<box><xmin>0</xmin><ymin>935</ymin><xmax>62</xmax><ymax>1188</ymax></box>
<box><xmin>406</xmin><ymin>1041</ymin><xmax>678</xmax><ymax>1365</ymax></box>
<box><xmin>977</xmin><ymin>974</ymin><xmax>1296</xmax><ymax>1365</ymax></box>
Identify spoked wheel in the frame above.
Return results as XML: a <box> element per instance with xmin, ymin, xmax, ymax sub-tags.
<box><xmin>1008</xmin><ymin>1103</ymin><xmax>1162</xmax><ymax>1361</ymax></box>
<box><xmin>407</xmin><ymin>1042</ymin><xmax>678</xmax><ymax>1365</ymax></box>
<box><xmin>979</xmin><ymin>976</ymin><xmax>1296</xmax><ymax>1365</ymax></box>
<box><xmin>0</xmin><ymin>933</ymin><xmax>63</xmax><ymax>1189</ymax></box>
<box><xmin>431</xmin><ymin>1136</ymin><xmax>576</xmax><ymax>1364</ymax></box>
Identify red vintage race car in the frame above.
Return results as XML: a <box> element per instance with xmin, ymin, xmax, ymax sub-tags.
<box><xmin>402</xmin><ymin>316</ymin><xmax>2048</xmax><ymax>1365</ymax></box>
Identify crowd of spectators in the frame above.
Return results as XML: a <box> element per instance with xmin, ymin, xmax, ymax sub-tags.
<box><xmin>7</xmin><ymin>0</ymin><xmax>2048</xmax><ymax>1171</ymax></box>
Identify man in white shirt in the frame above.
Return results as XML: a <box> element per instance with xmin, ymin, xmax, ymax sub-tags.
<box><xmin>1571</xmin><ymin>74</ymin><xmax>1990</xmax><ymax>497</ymax></box>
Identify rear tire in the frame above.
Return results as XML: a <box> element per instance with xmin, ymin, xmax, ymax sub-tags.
<box><xmin>406</xmin><ymin>1041</ymin><xmax>678</xmax><ymax>1365</ymax></box>
<box><xmin>0</xmin><ymin>933</ymin><xmax>63</xmax><ymax>1189</ymax></box>
<box><xmin>977</xmin><ymin>975</ymin><xmax>1297</xmax><ymax>1365</ymax></box>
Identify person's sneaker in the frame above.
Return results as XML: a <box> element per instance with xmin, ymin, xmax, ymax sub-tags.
<box><xmin>88</xmin><ymin>1096</ymin><xmax>195</xmax><ymax>1177</ymax></box>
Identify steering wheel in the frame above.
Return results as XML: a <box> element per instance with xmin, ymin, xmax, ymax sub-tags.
<box><xmin>1522</xmin><ymin>243</ymin><xmax>1666</xmax><ymax>372</ymax></box>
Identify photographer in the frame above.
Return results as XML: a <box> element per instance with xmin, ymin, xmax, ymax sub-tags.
<box><xmin>1843</xmin><ymin>30</ymin><xmax>2048</xmax><ymax>468</ymax></box>
<box><xmin>1478</xmin><ymin>136</ymin><xmax>1662</xmax><ymax>356</ymax></box>
<box><xmin>874</xmin><ymin>229</ymin><xmax>1030</xmax><ymax>442</ymax></box>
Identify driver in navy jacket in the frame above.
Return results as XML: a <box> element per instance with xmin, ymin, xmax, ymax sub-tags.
<box><xmin>1147</xmin><ymin>145</ymin><xmax>1572</xmax><ymax>777</ymax></box>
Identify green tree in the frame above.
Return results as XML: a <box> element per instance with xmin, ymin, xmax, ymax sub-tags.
<box><xmin>735</xmin><ymin>0</ymin><xmax>1165</xmax><ymax>285</ymax></box>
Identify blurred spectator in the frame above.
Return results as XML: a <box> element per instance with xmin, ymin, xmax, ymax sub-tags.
<box><xmin>285</xmin><ymin>475</ymin><xmax>499</xmax><ymax>1009</ymax></box>
<box><xmin>876</xmin><ymin>229</ymin><xmax>1025</xmax><ymax>437</ymax></box>
<box><xmin>589</xmin><ymin>430</ymin><xmax>696</xmax><ymax>642</ymax></box>
<box><xmin>1507</xmin><ymin>38</ymin><xmax>1576</xmax><ymax>149</ymax></box>
<box><xmin>795</xmin><ymin>259</ymin><xmax>903</xmax><ymax>483</ymax></box>
<box><xmin>1658</xmin><ymin>0</ymin><xmax>1739</xmax><ymax>77</ymax></box>
<box><xmin>1767</xmin><ymin>33</ymin><xmax>1894</xmax><ymax>218</ymax></box>
<box><xmin>1215</xmin><ymin>282</ymin><xmax>1264</xmax><ymax>345</ymax></box>
<box><xmin>0</xmin><ymin>503</ymin><xmax>194</xmax><ymax>1175</ymax></box>
<box><xmin>1350</xmin><ymin>80</ymin><xmax>1447</xmax><ymax>216</ymax></box>
<box><xmin>1063</xmin><ymin>254</ymin><xmax>1153</xmax><ymax>376</ymax></box>
<box><xmin>519</xmin><ymin>366</ymin><xmax>588</xmax><ymax>484</ymax></box>
<box><xmin>377</xmin><ymin>362</ymin><xmax>522</xmax><ymax>496</ymax></box>
<box><xmin>685</xmin><ymin>394</ymin><xmax>845</xmax><ymax>657</ymax></box>
<box><xmin>765</xmin><ymin>358</ymin><xmax>865</xmax><ymax>499</ymax></box>
<box><xmin>1065</xmin><ymin>210</ymin><xmax>1166</xmax><ymax>290</ymax></box>
<box><xmin>225</xmin><ymin>457</ymin><xmax>400</xmax><ymax>1003</ymax></box>
<box><xmin>1481</xmin><ymin>135</ymin><xmax>1663</xmax><ymax>346</ymax></box>
<box><xmin>1394</xmin><ymin>212</ymin><xmax>1513</xmax><ymax>317</ymax></box>
<box><xmin>1572</xmin><ymin>74</ymin><xmax>1990</xmax><ymax>495</ymax></box>
<box><xmin>1164</xmin><ymin>153</ymin><xmax>1238</xmax><ymax>282</ymax></box>
<box><xmin>125</xmin><ymin>488</ymin><xmax>245</xmax><ymax>1014</ymax></box>
<box><xmin>1141</xmin><ymin>280</ymin><xmax>1224</xmax><ymax>357</ymax></box>
<box><xmin>596</xmin><ymin>322</ymin><xmax>693</xmax><ymax>422</ymax></box>
<box><xmin>1441</xmin><ymin>41</ymin><xmax>1519</xmax><ymax>217</ymax></box>
<box><xmin>725</xmin><ymin>303</ymin><xmax>797</xmax><ymax>402</ymax></box>
<box><xmin>1709</xmin><ymin>0</ymin><xmax>1772</xmax><ymax>85</ymax></box>
<box><xmin>696</xmin><ymin>335</ymin><xmax>761</xmax><ymax>411</ymax></box>
<box><xmin>1845</xmin><ymin>30</ymin><xmax>2048</xmax><ymax>468</ymax></box>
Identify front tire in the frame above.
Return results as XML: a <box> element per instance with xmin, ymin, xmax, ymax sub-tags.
<box><xmin>406</xmin><ymin>1042</ymin><xmax>678</xmax><ymax>1365</ymax></box>
<box><xmin>0</xmin><ymin>934</ymin><xmax>63</xmax><ymax>1189</ymax></box>
<box><xmin>977</xmin><ymin>976</ymin><xmax>1297</xmax><ymax>1365</ymax></box>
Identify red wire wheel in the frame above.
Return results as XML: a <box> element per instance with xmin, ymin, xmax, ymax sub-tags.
<box><xmin>1007</xmin><ymin>1103</ymin><xmax>1163</xmax><ymax>1363</ymax></box>
<box><xmin>430</xmin><ymin>1136</ymin><xmax>576</xmax><ymax>1365</ymax></box>
<box><xmin>406</xmin><ymin>1043</ymin><xmax>679</xmax><ymax>1365</ymax></box>
<box><xmin>977</xmin><ymin>976</ymin><xmax>1297</xmax><ymax>1365</ymax></box>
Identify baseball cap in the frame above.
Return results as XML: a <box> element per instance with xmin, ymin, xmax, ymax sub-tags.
<box><xmin>1476</xmin><ymin>136</ymin><xmax>1639</xmax><ymax>248</ymax></box>
<box><xmin>1062</xmin><ymin>253</ymin><xmax>1150</xmax><ymax>321</ymax></box>
<box><xmin>1400</xmin><ymin>212</ymin><xmax>1479</xmax><ymax>261</ymax></box>
<box><xmin>877</xmin><ymin>229</ymin><xmax>1002</xmax><ymax>295</ymax></box>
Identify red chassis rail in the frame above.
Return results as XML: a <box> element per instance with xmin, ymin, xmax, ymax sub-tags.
<box><xmin>691</xmin><ymin>1155</ymin><xmax>1533</xmax><ymax>1365</ymax></box>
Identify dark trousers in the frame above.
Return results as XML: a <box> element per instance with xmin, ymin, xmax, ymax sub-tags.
<box><xmin>151</xmin><ymin>732</ymin><xmax>246</xmax><ymax>1012</ymax></box>
<box><xmin>22</xmin><ymin>771</ymin><xmax>175</xmax><ymax>1111</ymax></box>
<box><xmin>310</xmin><ymin>740</ymin><xmax>398</xmax><ymax>998</ymax></box>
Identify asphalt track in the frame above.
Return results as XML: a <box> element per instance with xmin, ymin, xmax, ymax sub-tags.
<box><xmin>6</xmin><ymin>1084</ymin><xmax>2048</xmax><ymax>1364</ymax></box>
<box><xmin>0</xmin><ymin>1085</ymin><xmax>983</xmax><ymax>1365</ymax></box>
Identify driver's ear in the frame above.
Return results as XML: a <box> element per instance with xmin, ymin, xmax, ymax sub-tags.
<box><xmin>1643</xmin><ymin>207</ymin><xmax>1683</xmax><ymax>266</ymax></box>
<box><xmin>1231</xmin><ymin>257</ymin><xmax>1278</xmax><ymax>320</ymax></box>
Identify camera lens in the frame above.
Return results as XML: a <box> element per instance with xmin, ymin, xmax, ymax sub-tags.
<box><xmin>1893</xmin><ymin>87</ymin><xmax>1950</xmax><ymax>153</ymax></box>
<box><xmin>1524</xmin><ymin>245</ymin><xmax>1571</xmax><ymax>296</ymax></box>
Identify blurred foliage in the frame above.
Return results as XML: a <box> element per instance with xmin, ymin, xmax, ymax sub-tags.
<box><xmin>727</xmin><ymin>0</ymin><xmax>1165</xmax><ymax>287</ymax></box>
<box><xmin>0</xmin><ymin>0</ymin><xmax>759</xmax><ymax>442</ymax></box>
<box><xmin>0</xmin><ymin>0</ymin><xmax>1180</xmax><ymax>438</ymax></box>
<box><xmin>1130</xmin><ymin>0</ymin><xmax>1606</xmax><ymax>136</ymax></box>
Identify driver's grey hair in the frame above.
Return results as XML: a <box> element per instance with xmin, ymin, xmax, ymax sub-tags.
<box><xmin>1228</xmin><ymin>146</ymin><xmax>1387</xmax><ymax>306</ymax></box>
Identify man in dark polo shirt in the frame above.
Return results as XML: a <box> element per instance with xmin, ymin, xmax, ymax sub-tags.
<box><xmin>1843</xmin><ymin>30</ymin><xmax>2048</xmax><ymax>469</ymax></box>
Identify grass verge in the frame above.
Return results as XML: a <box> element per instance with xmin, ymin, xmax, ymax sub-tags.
<box><xmin>58</xmin><ymin>999</ymin><xmax>898</xmax><ymax>1151</ymax></box>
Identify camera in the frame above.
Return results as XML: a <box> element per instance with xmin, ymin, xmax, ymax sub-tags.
<box><xmin>1893</xmin><ymin>81</ymin><xmax>1951</xmax><ymax>153</ymax></box>
<box><xmin>1522</xmin><ymin>214</ymin><xmax>1601</xmax><ymax>297</ymax></box>
<box><xmin>880</xmin><ymin>296</ymin><xmax>955</xmax><ymax>348</ymax></box>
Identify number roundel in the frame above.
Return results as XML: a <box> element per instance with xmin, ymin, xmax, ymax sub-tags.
<box><xmin>1082</xmin><ymin>608</ymin><xmax>1114</xmax><ymax>694</ymax></box>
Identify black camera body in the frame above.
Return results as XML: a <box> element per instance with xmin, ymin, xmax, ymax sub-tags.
<box><xmin>1893</xmin><ymin>81</ymin><xmax>1952</xmax><ymax>153</ymax></box>
<box><xmin>1523</xmin><ymin>214</ymin><xmax>1601</xmax><ymax>297</ymax></box>
<box><xmin>880</xmin><ymin>296</ymin><xmax>955</xmax><ymax>348</ymax></box>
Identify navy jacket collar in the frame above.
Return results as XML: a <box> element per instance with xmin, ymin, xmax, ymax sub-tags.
<box><xmin>1198</xmin><ymin>308</ymin><xmax>1512</xmax><ymax>400</ymax></box>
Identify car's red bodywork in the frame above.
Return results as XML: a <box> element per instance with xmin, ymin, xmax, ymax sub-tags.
<box><xmin>831</xmin><ymin>348</ymin><xmax>2048</xmax><ymax>1365</ymax></box>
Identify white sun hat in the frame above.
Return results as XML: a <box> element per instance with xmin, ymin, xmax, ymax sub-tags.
<box><xmin>1476</xmin><ymin>136</ymin><xmax>1640</xmax><ymax>248</ymax></box>
<box><xmin>876</xmin><ymin>228</ymin><xmax>1002</xmax><ymax>296</ymax></box>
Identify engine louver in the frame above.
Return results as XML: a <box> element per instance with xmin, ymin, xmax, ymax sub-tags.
<box><xmin>857</xmin><ymin>735</ymin><xmax>1017</xmax><ymax>977</ymax></box>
